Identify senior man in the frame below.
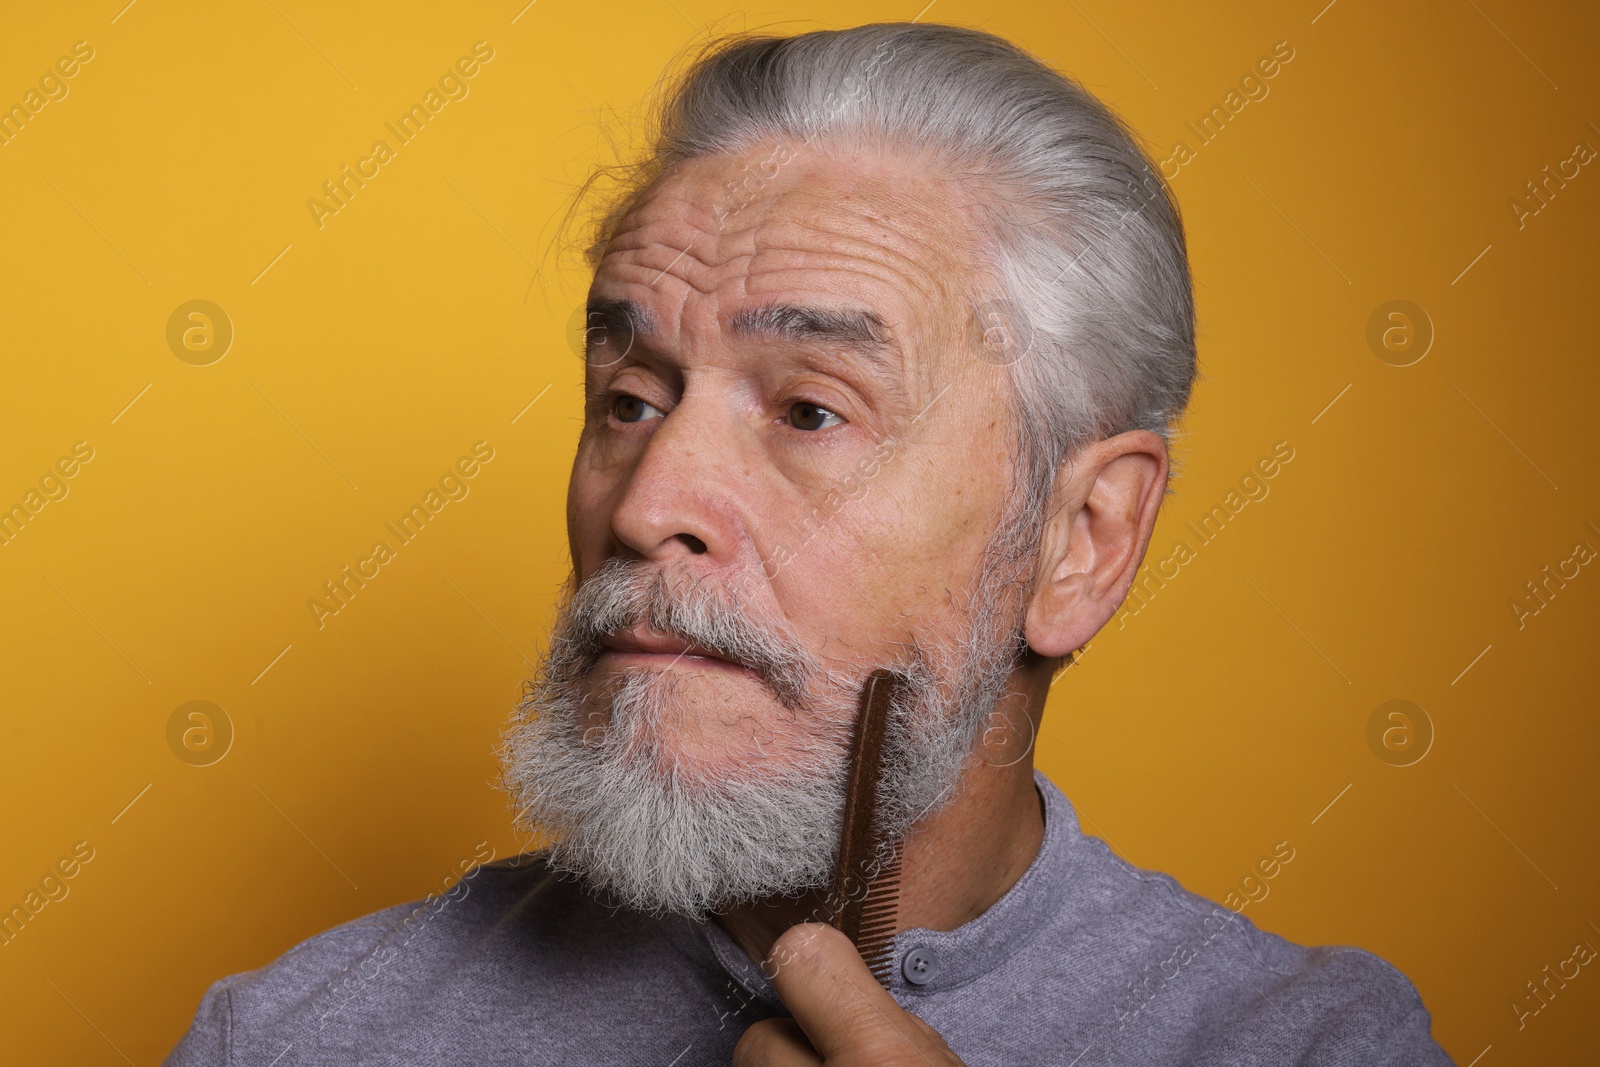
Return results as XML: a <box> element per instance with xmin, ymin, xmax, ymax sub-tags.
<box><xmin>166</xmin><ymin>22</ymin><xmax>1452</xmax><ymax>1067</ymax></box>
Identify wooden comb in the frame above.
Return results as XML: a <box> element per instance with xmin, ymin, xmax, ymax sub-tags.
<box><xmin>827</xmin><ymin>667</ymin><xmax>904</xmax><ymax>989</ymax></box>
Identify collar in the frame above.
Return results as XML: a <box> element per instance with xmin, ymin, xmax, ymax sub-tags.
<box><xmin>690</xmin><ymin>767</ymin><xmax>1078</xmax><ymax>1004</ymax></box>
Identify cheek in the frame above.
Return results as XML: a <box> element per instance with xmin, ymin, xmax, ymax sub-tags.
<box><xmin>881</xmin><ymin>468</ymin><xmax>995</xmax><ymax>599</ymax></box>
<box><xmin>770</xmin><ymin>535</ymin><xmax>866</xmax><ymax>641</ymax></box>
<box><xmin>567</xmin><ymin>463</ymin><xmax>622</xmax><ymax>568</ymax></box>
<box><xmin>781</xmin><ymin>471</ymin><xmax>983</xmax><ymax>651</ymax></box>
<box><xmin>574</xmin><ymin>418</ymin><xmax>641</xmax><ymax>475</ymax></box>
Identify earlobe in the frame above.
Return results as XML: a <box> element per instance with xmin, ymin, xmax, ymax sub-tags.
<box><xmin>1022</xmin><ymin>432</ymin><xmax>1169</xmax><ymax>658</ymax></box>
<box><xmin>1024</xmin><ymin>505</ymin><xmax>1100</xmax><ymax>658</ymax></box>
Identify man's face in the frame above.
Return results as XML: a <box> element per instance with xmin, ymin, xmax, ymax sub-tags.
<box><xmin>501</xmin><ymin>141</ymin><xmax>1039</xmax><ymax>917</ymax></box>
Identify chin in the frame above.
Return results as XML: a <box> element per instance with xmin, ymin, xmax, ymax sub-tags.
<box><xmin>502</xmin><ymin>668</ymin><xmax>845</xmax><ymax>918</ymax></box>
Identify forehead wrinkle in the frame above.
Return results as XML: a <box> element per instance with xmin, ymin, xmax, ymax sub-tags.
<box><xmin>609</xmin><ymin>164</ymin><xmax>971</xmax><ymax>311</ymax></box>
<box><xmin>598</xmin><ymin>250</ymin><xmax>925</xmax><ymax>348</ymax></box>
<box><xmin>750</xmin><ymin>207</ymin><xmax>952</xmax><ymax>284</ymax></box>
<box><xmin>753</xmin><ymin>159</ymin><xmax>986</xmax><ymax>279</ymax></box>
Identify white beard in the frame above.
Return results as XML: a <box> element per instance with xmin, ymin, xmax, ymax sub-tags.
<box><xmin>499</xmin><ymin>520</ymin><xmax>1034</xmax><ymax>920</ymax></box>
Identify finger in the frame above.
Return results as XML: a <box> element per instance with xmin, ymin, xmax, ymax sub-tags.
<box><xmin>732</xmin><ymin>1018</ymin><xmax>822</xmax><ymax>1067</ymax></box>
<box><xmin>762</xmin><ymin>923</ymin><xmax>940</xmax><ymax>1062</ymax></box>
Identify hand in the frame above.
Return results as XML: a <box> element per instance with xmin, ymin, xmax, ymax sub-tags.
<box><xmin>733</xmin><ymin>923</ymin><xmax>967</xmax><ymax>1066</ymax></box>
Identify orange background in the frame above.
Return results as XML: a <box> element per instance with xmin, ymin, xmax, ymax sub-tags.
<box><xmin>2</xmin><ymin>1</ymin><xmax>1596</xmax><ymax>1063</ymax></box>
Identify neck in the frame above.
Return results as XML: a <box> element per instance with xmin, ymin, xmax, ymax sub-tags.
<box><xmin>713</xmin><ymin>677</ymin><xmax>1049</xmax><ymax>966</ymax></box>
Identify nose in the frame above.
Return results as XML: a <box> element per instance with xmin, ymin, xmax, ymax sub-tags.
<box><xmin>608</xmin><ymin>394</ymin><xmax>750</xmax><ymax>569</ymax></box>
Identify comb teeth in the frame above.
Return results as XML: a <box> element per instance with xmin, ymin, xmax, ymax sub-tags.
<box><xmin>857</xmin><ymin>853</ymin><xmax>902</xmax><ymax>988</ymax></box>
<box><xmin>864</xmin><ymin>948</ymin><xmax>896</xmax><ymax>985</ymax></box>
<box><xmin>826</xmin><ymin>669</ymin><xmax>906</xmax><ymax>991</ymax></box>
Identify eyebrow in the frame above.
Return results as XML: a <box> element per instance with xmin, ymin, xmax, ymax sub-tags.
<box><xmin>726</xmin><ymin>302</ymin><xmax>898</xmax><ymax>366</ymax></box>
<box><xmin>585</xmin><ymin>298</ymin><xmax>900</xmax><ymax>367</ymax></box>
<box><xmin>583</xmin><ymin>298</ymin><xmax>658</xmax><ymax>357</ymax></box>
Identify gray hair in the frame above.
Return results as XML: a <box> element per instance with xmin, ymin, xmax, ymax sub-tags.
<box><xmin>575</xmin><ymin>21</ymin><xmax>1198</xmax><ymax>525</ymax></box>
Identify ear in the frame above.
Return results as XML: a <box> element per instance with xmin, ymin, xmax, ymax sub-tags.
<box><xmin>1024</xmin><ymin>430</ymin><xmax>1170</xmax><ymax>658</ymax></box>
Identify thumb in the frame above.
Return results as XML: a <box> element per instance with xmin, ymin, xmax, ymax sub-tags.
<box><xmin>763</xmin><ymin>923</ymin><xmax>960</xmax><ymax>1064</ymax></box>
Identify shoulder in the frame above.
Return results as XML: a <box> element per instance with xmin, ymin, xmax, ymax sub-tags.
<box><xmin>1088</xmin><ymin>863</ymin><xmax>1452</xmax><ymax>1062</ymax></box>
<box><xmin>1251</xmin><ymin>944</ymin><xmax>1449</xmax><ymax>1055</ymax></box>
<box><xmin>240</xmin><ymin>850</ymin><xmax>585</xmax><ymax>995</ymax></box>
<box><xmin>162</xmin><ymin>852</ymin><xmax>609</xmax><ymax>1066</ymax></box>
<box><xmin>1049</xmin><ymin>810</ymin><xmax>1449</xmax><ymax>1064</ymax></box>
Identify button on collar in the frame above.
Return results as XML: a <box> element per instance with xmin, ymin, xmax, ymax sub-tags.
<box><xmin>901</xmin><ymin>946</ymin><xmax>939</xmax><ymax>986</ymax></box>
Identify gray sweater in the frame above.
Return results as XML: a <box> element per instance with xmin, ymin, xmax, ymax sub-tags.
<box><xmin>163</xmin><ymin>770</ymin><xmax>1454</xmax><ymax>1065</ymax></box>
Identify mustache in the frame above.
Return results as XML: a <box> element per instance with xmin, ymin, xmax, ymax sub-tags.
<box><xmin>550</xmin><ymin>558</ymin><xmax>821</xmax><ymax>709</ymax></box>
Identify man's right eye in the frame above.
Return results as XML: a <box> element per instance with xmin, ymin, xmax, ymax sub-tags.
<box><xmin>612</xmin><ymin>394</ymin><xmax>665</xmax><ymax>423</ymax></box>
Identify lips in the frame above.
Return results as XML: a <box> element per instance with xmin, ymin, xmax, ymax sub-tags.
<box><xmin>598</xmin><ymin>624</ymin><xmax>759</xmax><ymax>678</ymax></box>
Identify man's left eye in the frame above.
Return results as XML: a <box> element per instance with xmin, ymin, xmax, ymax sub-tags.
<box><xmin>787</xmin><ymin>402</ymin><xmax>843</xmax><ymax>432</ymax></box>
